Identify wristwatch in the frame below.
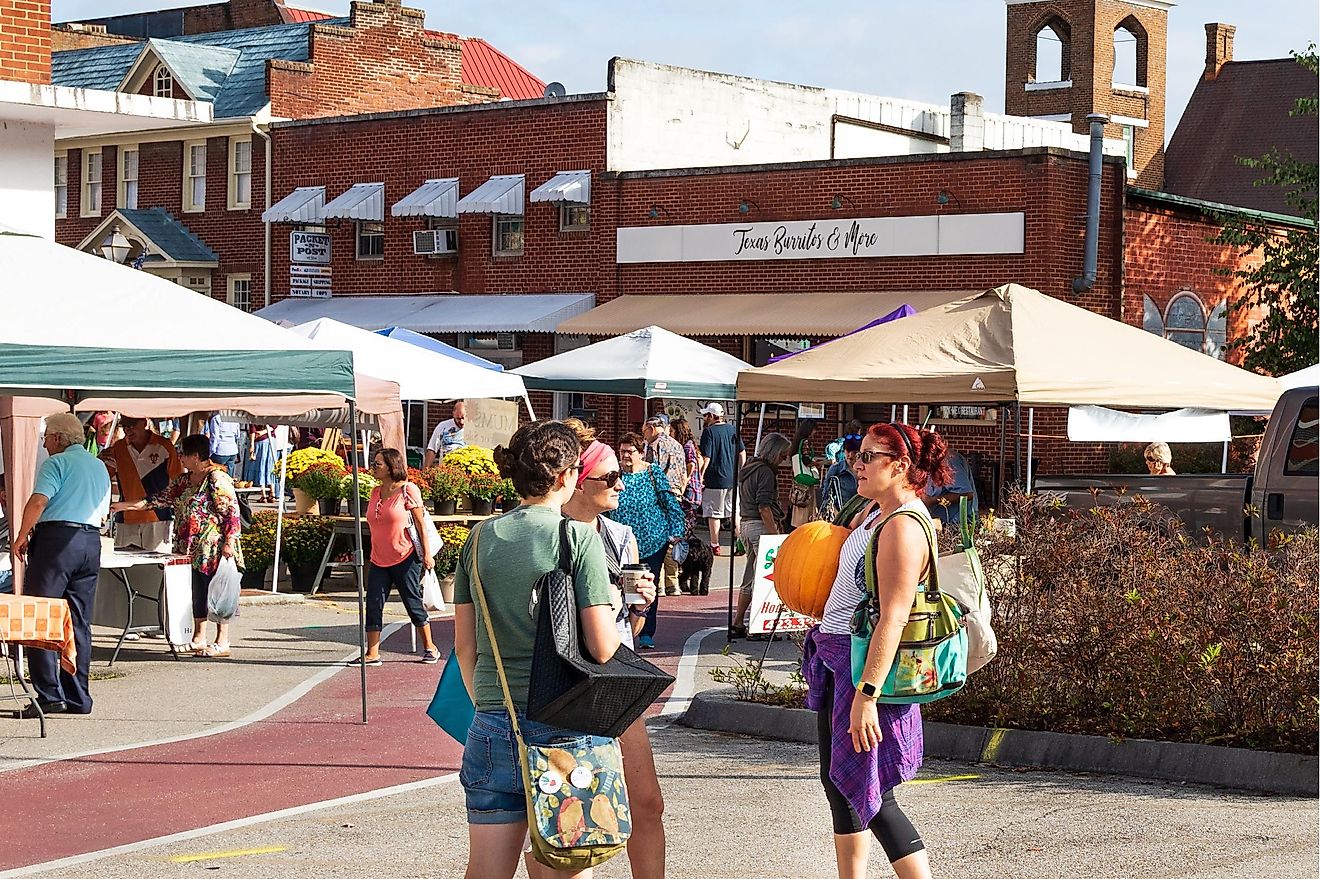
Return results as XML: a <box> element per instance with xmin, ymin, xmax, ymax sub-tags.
<box><xmin>856</xmin><ymin>680</ymin><xmax>879</xmax><ymax>698</ymax></box>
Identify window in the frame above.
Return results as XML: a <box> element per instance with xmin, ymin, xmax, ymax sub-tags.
<box><xmin>54</xmin><ymin>154</ymin><xmax>67</xmax><ymax>218</ymax></box>
<box><xmin>183</xmin><ymin>274</ymin><xmax>211</xmax><ymax>296</ymax></box>
<box><xmin>296</xmin><ymin>222</ymin><xmax>326</xmax><ymax>234</ymax></box>
<box><xmin>153</xmin><ymin>64</ymin><xmax>173</xmax><ymax>98</ymax></box>
<box><xmin>1164</xmin><ymin>293</ymin><xmax>1207</xmax><ymax>352</ymax></box>
<box><xmin>560</xmin><ymin>204</ymin><xmax>590</xmax><ymax>232</ymax></box>
<box><xmin>183</xmin><ymin>141</ymin><xmax>206</xmax><ymax>212</ymax></box>
<box><xmin>406</xmin><ymin>401</ymin><xmax>428</xmax><ymax>449</ymax></box>
<box><xmin>118</xmin><ymin>146</ymin><xmax>138</xmax><ymax>209</ymax></box>
<box><xmin>228</xmin><ymin>138</ymin><xmax>252</xmax><ymax>210</ymax></box>
<box><xmin>356</xmin><ymin>220</ymin><xmax>384</xmax><ymax>259</ymax></box>
<box><xmin>464</xmin><ymin>333</ymin><xmax>518</xmax><ymax>351</ymax></box>
<box><xmin>80</xmin><ymin>149</ymin><xmax>102</xmax><ymax>217</ymax></box>
<box><xmin>493</xmin><ymin>214</ymin><xmax>523</xmax><ymax>256</ymax></box>
<box><xmin>1034</xmin><ymin>22</ymin><xmax>1067</xmax><ymax>82</ymax></box>
<box><xmin>227</xmin><ymin>274</ymin><xmax>252</xmax><ymax>312</ymax></box>
<box><xmin>1122</xmin><ymin>125</ymin><xmax>1135</xmax><ymax>174</ymax></box>
<box><xmin>1112</xmin><ymin>19</ymin><xmax>1147</xmax><ymax>88</ymax></box>
<box><xmin>1283</xmin><ymin>398</ymin><xmax>1319</xmax><ymax>476</ymax></box>
<box><xmin>419</xmin><ymin>216</ymin><xmax>458</xmax><ymax>254</ymax></box>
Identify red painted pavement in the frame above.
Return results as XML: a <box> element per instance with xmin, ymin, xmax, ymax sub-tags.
<box><xmin>0</xmin><ymin>595</ymin><xmax>731</xmax><ymax>871</ymax></box>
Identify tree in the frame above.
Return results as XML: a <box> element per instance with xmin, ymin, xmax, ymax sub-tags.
<box><xmin>1214</xmin><ymin>47</ymin><xmax>1318</xmax><ymax>376</ymax></box>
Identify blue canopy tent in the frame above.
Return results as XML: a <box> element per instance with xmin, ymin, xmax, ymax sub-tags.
<box><xmin>375</xmin><ymin>326</ymin><xmax>504</xmax><ymax>371</ymax></box>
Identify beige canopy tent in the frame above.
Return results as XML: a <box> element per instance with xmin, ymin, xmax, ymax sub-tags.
<box><xmin>736</xmin><ymin>283</ymin><xmax>1283</xmax><ymax>411</ymax></box>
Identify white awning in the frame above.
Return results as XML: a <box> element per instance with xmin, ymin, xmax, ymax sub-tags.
<box><xmin>1067</xmin><ymin>406</ymin><xmax>1233</xmax><ymax>442</ymax></box>
<box><xmin>323</xmin><ymin>183</ymin><xmax>384</xmax><ymax>221</ymax></box>
<box><xmin>456</xmin><ymin>175</ymin><xmax>524</xmax><ymax>215</ymax></box>
<box><xmin>254</xmin><ymin>293</ymin><xmax>595</xmax><ymax>333</ymax></box>
<box><xmin>392</xmin><ymin>178</ymin><xmax>459</xmax><ymax>218</ymax></box>
<box><xmin>529</xmin><ymin>170</ymin><xmax>591</xmax><ymax>204</ymax></box>
<box><xmin>262</xmin><ymin>186</ymin><xmax>325</xmax><ymax>224</ymax></box>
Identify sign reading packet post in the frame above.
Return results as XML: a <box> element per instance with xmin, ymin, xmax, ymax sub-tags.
<box><xmin>462</xmin><ymin>398</ymin><xmax>520</xmax><ymax>451</ymax></box>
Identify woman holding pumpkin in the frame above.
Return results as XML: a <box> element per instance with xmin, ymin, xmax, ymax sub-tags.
<box><xmin>798</xmin><ymin>422</ymin><xmax>951</xmax><ymax>879</ymax></box>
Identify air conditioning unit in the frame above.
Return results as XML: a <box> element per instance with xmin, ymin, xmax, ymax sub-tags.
<box><xmin>413</xmin><ymin>228</ymin><xmax>458</xmax><ymax>255</ymax></box>
<box><xmin>496</xmin><ymin>333</ymin><xmax>516</xmax><ymax>350</ymax></box>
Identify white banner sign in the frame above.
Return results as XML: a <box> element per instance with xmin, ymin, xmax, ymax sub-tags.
<box><xmin>290</xmin><ymin>231</ymin><xmax>331</xmax><ymax>264</ymax></box>
<box><xmin>290</xmin><ymin>263</ymin><xmax>332</xmax><ymax>298</ymax></box>
<box><xmin>617</xmin><ymin>212</ymin><xmax>1024</xmax><ymax>264</ymax></box>
<box><xmin>748</xmin><ymin>534</ymin><xmax>814</xmax><ymax>635</ymax></box>
<box><xmin>462</xmin><ymin>398</ymin><xmax>520</xmax><ymax>450</ymax></box>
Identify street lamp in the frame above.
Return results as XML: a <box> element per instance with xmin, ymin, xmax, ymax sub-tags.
<box><xmin>99</xmin><ymin>226</ymin><xmax>131</xmax><ymax>263</ymax></box>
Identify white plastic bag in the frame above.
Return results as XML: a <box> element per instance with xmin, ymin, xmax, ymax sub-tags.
<box><xmin>421</xmin><ymin>568</ymin><xmax>446</xmax><ymax>614</ymax></box>
<box><xmin>408</xmin><ymin>513</ymin><xmax>444</xmax><ymax>564</ymax></box>
<box><xmin>207</xmin><ymin>556</ymin><xmax>242</xmax><ymax>623</ymax></box>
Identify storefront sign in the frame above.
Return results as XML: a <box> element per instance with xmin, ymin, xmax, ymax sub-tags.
<box><xmin>462</xmin><ymin>398</ymin><xmax>520</xmax><ymax>450</ymax></box>
<box><xmin>748</xmin><ymin>534</ymin><xmax>814</xmax><ymax>635</ymax></box>
<box><xmin>290</xmin><ymin>231</ymin><xmax>331</xmax><ymax>264</ymax></box>
<box><xmin>289</xmin><ymin>264</ymin><xmax>332</xmax><ymax>299</ymax></box>
<box><xmin>616</xmin><ymin>212</ymin><xmax>1024</xmax><ymax>264</ymax></box>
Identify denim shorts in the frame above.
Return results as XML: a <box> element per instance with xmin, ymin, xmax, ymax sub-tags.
<box><xmin>461</xmin><ymin>710</ymin><xmax>613</xmax><ymax>825</ymax></box>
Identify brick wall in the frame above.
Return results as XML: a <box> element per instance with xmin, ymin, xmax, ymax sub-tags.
<box><xmin>184</xmin><ymin>0</ymin><xmax>284</xmax><ymax>34</ymax></box>
<box><xmin>267</xmin><ymin>1</ymin><xmax>472</xmax><ymax>120</ymax></box>
<box><xmin>51</xmin><ymin>26</ymin><xmax>135</xmax><ymax>52</ymax></box>
<box><xmin>1003</xmin><ymin>0</ymin><xmax>1167</xmax><ymax>188</ymax></box>
<box><xmin>1</xmin><ymin>0</ymin><xmax>51</xmax><ymax>84</ymax></box>
<box><xmin>268</xmin><ymin>97</ymin><xmax>609</xmax><ymax>301</ymax></box>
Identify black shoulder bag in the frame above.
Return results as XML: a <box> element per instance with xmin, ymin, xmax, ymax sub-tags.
<box><xmin>526</xmin><ymin>519</ymin><xmax>675</xmax><ymax>737</ymax></box>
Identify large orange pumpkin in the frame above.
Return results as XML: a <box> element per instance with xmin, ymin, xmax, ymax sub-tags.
<box><xmin>773</xmin><ymin>521</ymin><xmax>850</xmax><ymax>619</ymax></box>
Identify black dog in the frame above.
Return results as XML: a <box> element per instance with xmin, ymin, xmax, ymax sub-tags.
<box><xmin>677</xmin><ymin>536</ymin><xmax>714</xmax><ymax>596</ymax></box>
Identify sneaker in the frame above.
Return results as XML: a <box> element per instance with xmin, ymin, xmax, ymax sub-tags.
<box><xmin>638</xmin><ymin>635</ymin><xmax>656</xmax><ymax>649</ymax></box>
<box><xmin>728</xmin><ymin>625</ymin><xmax>748</xmax><ymax>639</ymax></box>
<box><xmin>421</xmin><ymin>650</ymin><xmax>441</xmax><ymax>664</ymax></box>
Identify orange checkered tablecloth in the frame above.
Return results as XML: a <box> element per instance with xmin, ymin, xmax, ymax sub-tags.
<box><xmin>0</xmin><ymin>594</ymin><xmax>77</xmax><ymax>675</ymax></box>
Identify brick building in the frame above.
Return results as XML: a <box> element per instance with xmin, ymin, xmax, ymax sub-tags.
<box><xmin>49</xmin><ymin>0</ymin><xmax>542</xmax><ymax>306</ymax></box>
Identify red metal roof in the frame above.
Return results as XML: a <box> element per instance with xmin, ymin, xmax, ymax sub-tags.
<box><xmin>279</xmin><ymin>6</ymin><xmax>546</xmax><ymax>101</ymax></box>
<box><xmin>458</xmin><ymin>37</ymin><xmax>546</xmax><ymax>100</ymax></box>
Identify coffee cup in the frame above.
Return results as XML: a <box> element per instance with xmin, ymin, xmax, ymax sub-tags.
<box><xmin>620</xmin><ymin>564</ymin><xmax>649</xmax><ymax>605</ymax></box>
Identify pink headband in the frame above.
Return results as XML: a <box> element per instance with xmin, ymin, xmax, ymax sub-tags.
<box><xmin>577</xmin><ymin>441</ymin><xmax>613</xmax><ymax>488</ymax></box>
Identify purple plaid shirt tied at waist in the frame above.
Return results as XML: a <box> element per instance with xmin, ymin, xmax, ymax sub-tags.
<box><xmin>803</xmin><ymin>626</ymin><xmax>923</xmax><ymax>827</ymax></box>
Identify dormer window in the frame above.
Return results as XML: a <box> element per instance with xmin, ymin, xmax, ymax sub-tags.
<box><xmin>153</xmin><ymin>64</ymin><xmax>173</xmax><ymax>98</ymax></box>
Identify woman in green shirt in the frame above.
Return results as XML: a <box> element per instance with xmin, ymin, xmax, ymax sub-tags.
<box><xmin>452</xmin><ymin>420</ymin><xmax>622</xmax><ymax>878</ymax></box>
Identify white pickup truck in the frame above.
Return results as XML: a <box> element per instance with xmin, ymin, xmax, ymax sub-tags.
<box><xmin>1034</xmin><ymin>387</ymin><xmax>1317</xmax><ymax>545</ymax></box>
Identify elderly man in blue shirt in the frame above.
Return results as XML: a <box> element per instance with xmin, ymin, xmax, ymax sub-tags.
<box><xmin>12</xmin><ymin>412</ymin><xmax>111</xmax><ymax>717</ymax></box>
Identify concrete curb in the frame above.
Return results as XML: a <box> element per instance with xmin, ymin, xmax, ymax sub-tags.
<box><xmin>238</xmin><ymin>591</ymin><xmax>307</xmax><ymax>607</ymax></box>
<box><xmin>680</xmin><ymin>689</ymin><xmax>1318</xmax><ymax>797</ymax></box>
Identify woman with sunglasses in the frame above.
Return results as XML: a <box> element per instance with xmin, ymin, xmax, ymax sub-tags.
<box><xmin>360</xmin><ymin>448</ymin><xmax>439</xmax><ymax>666</ymax></box>
<box><xmin>453</xmin><ymin>421</ymin><xmax>621</xmax><ymax>879</ymax></box>
<box><xmin>803</xmin><ymin>422</ymin><xmax>952</xmax><ymax>879</ymax></box>
<box><xmin>610</xmin><ymin>432</ymin><xmax>686</xmax><ymax>650</ymax></box>
<box><xmin>554</xmin><ymin>419</ymin><xmax>666</xmax><ymax>879</ymax></box>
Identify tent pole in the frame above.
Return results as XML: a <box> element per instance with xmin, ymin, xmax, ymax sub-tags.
<box><xmin>271</xmin><ymin>438</ymin><xmax>289</xmax><ymax>593</ymax></box>
<box><xmin>890</xmin><ymin>405</ymin><xmax>896</xmax><ymax>422</ymax></box>
<box><xmin>1026</xmin><ymin>407</ymin><xmax>1035</xmax><ymax>493</ymax></box>
<box><xmin>1014</xmin><ymin>403</ymin><xmax>1023</xmax><ymax>489</ymax></box>
<box><xmin>350</xmin><ymin>401</ymin><xmax>368</xmax><ymax>724</ymax></box>
<box><xmin>997</xmin><ymin>405</ymin><xmax>1007</xmax><ymax>506</ymax></box>
<box><xmin>728</xmin><ymin>403</ymin><xmax>742</xmax><ymax>642</ymax></box>
<box><xmin>753</xmin><ymin>403</ymin><xmax>766</xmax><ymax>455</ymax></box>
<box><xmin>902</xmin><ymin>405</ymin><xmax>909</xmax><ymax>424</ymax></box>
<box><xmin>1221</xmin><ymin>440</ymin><xmax>1229</xmax><ymax>473</ymax></box>
<box><xmin>523</xmin><ymin>393</ymin><xmax>537</xmax><ymax>421</ymax></box>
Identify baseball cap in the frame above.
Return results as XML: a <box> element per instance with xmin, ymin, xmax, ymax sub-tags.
<box><xmin>698</xmin><ymin>402</ymin><xmax>724</xmax><ymax>417</ymax></box>
<box><xmin>644</xmin><ymin>413</ymin><xmax>670</xmax><ymax>427</ymax></box>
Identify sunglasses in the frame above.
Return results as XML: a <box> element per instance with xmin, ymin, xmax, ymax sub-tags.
<box><xmin>856</xmin><ymin>449</ymin><xmax>896</xmax><ymax>466</ymax></box>
<box><xmin>582</xmin><ymin>470</ymin><xmax>623</xmax><ymax>488</ymax></box>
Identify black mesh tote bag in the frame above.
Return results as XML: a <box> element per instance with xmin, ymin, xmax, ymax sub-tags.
<box><xmin>526</xmin><ymin>519</ymin><xmax>675</xmax><ymax>737</ymax></box>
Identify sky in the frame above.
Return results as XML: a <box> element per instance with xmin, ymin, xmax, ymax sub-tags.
<box><xmin>52</xmin><ymin>0</ymin><xmax>1319</xmax><ymax>140</ymax></box>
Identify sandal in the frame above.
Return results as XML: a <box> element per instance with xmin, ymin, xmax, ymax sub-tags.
<box><xmin>189</xmin><ymin>642</ymin><xmax>208</xmax><ymax>657</ymax></box>
<box><xmin>353</xmin><ymin>656</ymin><xmax>383</xmax><ymax>667</ymax></box>
<box><xmin>202</xmin><ymin>643</ymin><xmax>232</xmax><ymax>659</ymax></box>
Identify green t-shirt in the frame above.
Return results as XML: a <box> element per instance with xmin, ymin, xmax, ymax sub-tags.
<box><xmin>453</xmin><ymin>503</ymin><xmax>618</xmax><ymax>712</ymax></box>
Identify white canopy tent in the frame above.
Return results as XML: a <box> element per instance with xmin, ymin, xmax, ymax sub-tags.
<box><xmin>1280</xmin><ymin>364</ymin><xmax>1320</xmax><ymax>391</ymax></box>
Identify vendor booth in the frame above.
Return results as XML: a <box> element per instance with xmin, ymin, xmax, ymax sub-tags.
<box><xmin>0</xmin><ymin>231</ymin><xmax>383</xmax><ymax>722</ymax></box>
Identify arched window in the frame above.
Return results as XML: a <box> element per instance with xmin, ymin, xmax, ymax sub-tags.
<box><xmin>1113</xmin><ymin>17</ymin><xmax>1147</xmax><ymax>87</ymax></box>
<box><xmin>153</xmin><ymin>64</ymin><xmax>173</xmax><ymax>98</ymax></box>
<box><xmin>1164</xmin><ymin>292</ymin><xmax>1209</xmax><ymax>352</ymax></box>
<box><xmin>1142</xmin><ymin>294</ymin><xmax>1165</xmax><ymax>335</ymax></box>
<box><xmin>1033</xmin><ymin>18</ymin><xmax>1071</xmax><ymax>83</ymax></box>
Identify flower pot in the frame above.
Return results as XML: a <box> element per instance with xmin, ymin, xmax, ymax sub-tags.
<box><xmin>292</xmin><ymin>487</ymin><xmax>316</xmax><ymax>514</ymax></box>
<box><xmin>288</xmin><ymin>564</ymin><xmax>321</xmax><ymax>593</ymax></box>
<box><xmin>240</xmin><ymin>568</ymin><xmax>268</xmax><ymax>589</ymax></box>
<box><xmin>433</xmin><ymin>497</ymin><xmax>458</xmax><ymax>516</ymax></box>
<box><xmin>317</xmin><ymin>497</ymin><xmax>344</xmax><ymax>516</ymax></box>
<box><xmin>468</xmin><ymin>496</ymin><xmax>495</xmax><ymax>516</ymax></box>
<box><xmin>440</xmin><ymin>573</ymin><xmax>456</xmax><ymax>606</ymax></box>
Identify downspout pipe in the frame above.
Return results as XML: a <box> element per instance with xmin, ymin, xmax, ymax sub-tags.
<box><xmin>1072</xmin><ymin>113</ymin><xmax>1108</xmax><ymax>294</ymax></box>
<box><xmin>251</xmin><ymin>119</ymin><xmax>272</xmax><ymax>310</ymax></box>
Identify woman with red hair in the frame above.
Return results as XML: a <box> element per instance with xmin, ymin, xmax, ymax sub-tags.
<box><xmin>803</xmin><ymin>422</ymin><xmax>951</xmax><ymax>879</ymax></box>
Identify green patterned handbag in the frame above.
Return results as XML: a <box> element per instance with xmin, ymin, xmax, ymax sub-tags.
<box><xmin>468</xmin><ymin>525</ymin><xmax>631</xmax><ymax>870</ymax></box>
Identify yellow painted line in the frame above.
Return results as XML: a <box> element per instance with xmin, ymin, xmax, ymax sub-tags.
<box><xmin>908</xmin><ymin>773</ymin><xmax>980</xmax><ymax>786</ymax></box>
<box><xmin>169</xmin><ymin>845</ymin><xmax>287</xmax><ymax>864</ymax></box>
<box><xmin>981</xmin><ymin>727</ymin><xmax>1008</xmax><ymax>762</ymax></box>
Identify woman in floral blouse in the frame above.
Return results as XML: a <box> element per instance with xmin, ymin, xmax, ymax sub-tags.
<box><xmin>608</xmin><ymin>432</ymin><xmax>686</xmax><ymax>649</ymax></box>
<box><xmin>112</xmin><ymin>433</ymin><xmax>243</xmax><ymax>657</ymax></box>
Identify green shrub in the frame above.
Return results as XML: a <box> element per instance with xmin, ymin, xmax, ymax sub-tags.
<box><xmin>282</xmin><ymin>515</ymin><xmax>335</xmax><ymax>568</ymax></box>
<box><xmin>337</xmin><ymin>470</ymin><xmax>378</xmax><ymax>502</ymax></box>
<box><xmin>466</xmin><ymin>471</ymin><xmax>501</xmax><ymax>501</ymax></box>
<box><xmin>436</xmin><ymin>523</ymin><xmax>470</xmax><ymax>575</ymax></box>
<box><xmin>241</xmin><ymin>510</ymin><xmax>279</xmax><ymax>572</ymax></box>
<box><xmin>425</xmin><ymin>465</ymin><xmax>467</xmax><ymax>502</ymax></box>
<box><xmin>294</xmin><ymin>461</ymin><xmax>346</xmax><ymax>500</ymax></box>
<box><xmin>923</xmin><ymin>490</ymin><xmax>1318</xmax><ymax>754</ymax></box>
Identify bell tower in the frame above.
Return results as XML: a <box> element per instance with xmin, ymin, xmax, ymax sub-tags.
<box><xmin>1004</xmin><ymin>0</ymin><xmax>1172</xmax><ymax>188</ymax></box>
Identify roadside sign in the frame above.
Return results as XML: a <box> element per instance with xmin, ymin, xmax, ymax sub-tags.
<box><xmin>290</xmin><ymin>231</ymin><xmax>331</xmax><ymax>264</ymax></box>
<box><xmin>748</xmin><ymin>534</ymin><xmax>814</xmax><ymax>634</ymax></box>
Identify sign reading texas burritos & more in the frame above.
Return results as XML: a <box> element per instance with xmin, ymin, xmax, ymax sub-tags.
<box><xmin>615</xmin><ymin>212</ymin><xmax>1024</xmax><ymax>264</ymax></box>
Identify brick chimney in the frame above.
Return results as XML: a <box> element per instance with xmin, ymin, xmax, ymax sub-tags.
<box><xmin>0</xmin><ymin>0</ymin><xmax>52</xmax><ymax>85</ymax></box>
<box><xmin>1204</xmin><ymin>23</ymin><xmax>1236</xmax><ymax>81</ymax></box>
<box><xmin>950</xmin><ymin>92</ymin><xmax>985</xmax><ymax>152</ymax></box>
